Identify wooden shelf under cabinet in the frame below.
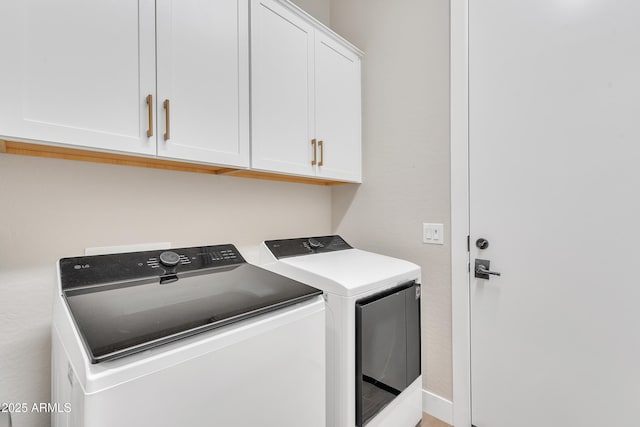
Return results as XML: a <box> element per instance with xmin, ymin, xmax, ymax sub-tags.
<box><xmin>0</xmin><ymin>140</ymin><xmax>350</xmax><ymax>186</ymax></box>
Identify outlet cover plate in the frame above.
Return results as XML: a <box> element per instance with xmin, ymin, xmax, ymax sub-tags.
<box><xmin>423</xmin><ymin>223</ymin><xmax>444</xmax><ymax>245</ymax></box>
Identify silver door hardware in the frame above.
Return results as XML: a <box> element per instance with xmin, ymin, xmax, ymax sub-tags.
<box><xmin>476</xmin><ymin>238</ymin><xmax>489</xmax><ymax>249</ymax></box>
<box><xmin>475</xmin><ymin>259</ymin><xmax>501</xmax><ymax>279</ymax></box>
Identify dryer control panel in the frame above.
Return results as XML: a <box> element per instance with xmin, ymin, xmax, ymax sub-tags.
<box><xmin>265</xmin><ymin>235</ymin><xmax>352</xmax><ymax>259</ymax></box>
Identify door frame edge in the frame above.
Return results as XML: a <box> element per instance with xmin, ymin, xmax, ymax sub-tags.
<box><xmin>450</xmin><ymin>0</ymin><xmax>471</xmax><ymax>426</ymax></box>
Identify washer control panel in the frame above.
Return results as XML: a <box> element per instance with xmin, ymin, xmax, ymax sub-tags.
<box><xmin>60</xmin><ymin>244</ymin><xmax>244</xmax><ymax>289</ymax></box>
<box><xmin>159</xmin><ymin>251</ymin><xmax>180</xmax><ymax>267</ymax></box>
<box><xmin>265</xmin><ymin>235</ymin><xmax>352</xmax><ymax>259</ymax></box>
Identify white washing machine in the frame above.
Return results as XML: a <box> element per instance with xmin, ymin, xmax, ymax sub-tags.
<box><xmin>259</xmin><ymin>236</ymin><xmax>422</xmax><ymax>427</ymax></box>
<box><xmin>51</xmin><ymin>244</ymin><xmax>325</xmax><ymax>427</ymax></box>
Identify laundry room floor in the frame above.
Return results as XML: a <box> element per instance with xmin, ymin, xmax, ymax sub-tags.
<box><xmin>421</xmin><ymin>413</ymin><xmax>452</xmax><ymax>427</ymax></box>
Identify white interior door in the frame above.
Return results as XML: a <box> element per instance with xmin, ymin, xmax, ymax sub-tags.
<box><xmin>156</xmin><ymin>0</ymin><xmax>249</xmax><ymax>167</ymax></box>
<box><xmin>469</xmin><ymin>1</ymin><xmax>640</xmax><ymax>426</ymax></box>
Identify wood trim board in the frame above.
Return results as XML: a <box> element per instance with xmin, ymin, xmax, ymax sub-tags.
<box><xmin>0</xmin><ymin>140</ymin><xmax>351</xmax><ymax>186</ymax></box>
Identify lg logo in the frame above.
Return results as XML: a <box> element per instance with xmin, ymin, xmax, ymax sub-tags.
<box><xmin>73</xmin><ymin>264</ymin><xmax>90</xmax><ymax>270</ymax></box>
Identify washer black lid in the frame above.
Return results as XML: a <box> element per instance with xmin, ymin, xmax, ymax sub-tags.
<box><xmin>60</xmin><ymin>245</ymin><xmax>321</xmax><ymax>363</ymax></box>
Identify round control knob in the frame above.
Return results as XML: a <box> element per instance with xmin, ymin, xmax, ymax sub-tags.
<box><xmin>308</xmin><ymin>238</ymin><xmax>322</xmax><ymax>248</ymax></box>
<box><xmin>476</xmin><ymin>238</ymin><xmax>490</xmax><ymax>250</ymax></box>
<box><xmin>159</xmin><ymin>251</ymin><xmax>180</xmax><ymax>267</ymax></box>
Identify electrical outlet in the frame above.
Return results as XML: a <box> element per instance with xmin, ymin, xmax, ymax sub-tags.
<box><xmin>423</xmin><ymin>223</ymin><xmax>444</xmax><ymax>245</ymax></box>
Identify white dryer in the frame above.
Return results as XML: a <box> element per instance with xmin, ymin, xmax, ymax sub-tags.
<box><xmin>260</xmin><ymin>236</ymin><xmax>422</xmax><ymax>427</ymax></box>
<box><xmin>52</xmin><ymin>244</ymin><xmax>325</xmax><ymax>427</ymax></box>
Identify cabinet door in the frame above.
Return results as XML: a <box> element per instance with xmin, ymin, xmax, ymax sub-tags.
<box><xmin>250</xmin><ymin>0</ymin><xmax>315</xmax><ymax>177</ymax></box>
<box><xmin>156</xmin><ymin>0</ymin><xmax>249</xmax><ymax>167</ymax></box>
<box><xmin>315</xmin><ymin>33</ymin><xmax>362</xmax><ymax>182</ymax></box>
<box><xmin>0</xmin><ymin>0</ymin><xmax>156</xmax><ymax>155</ymax></box>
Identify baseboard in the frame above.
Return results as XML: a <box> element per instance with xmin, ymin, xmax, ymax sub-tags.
<box><xmin>422</xmin><ymin>389</ymin><xmax>453</xmax><ymax>425</ymax></box>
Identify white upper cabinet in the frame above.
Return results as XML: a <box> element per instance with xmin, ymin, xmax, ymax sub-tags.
<box><xmin>250</xmin><ymin>0</ymin><xmax>315</xmax><ymax>176</ymax></box>
<box><xmin>156</xmin><ymin>0</ymin><xmax>249</xmax><ymax>167</ymax></box>
<box><xmin>0</xmin><ymin>0</ymin><xmax>156</xmax><ymax>155</ymax></box>
<box><xmin>250</xmin><ymin>0</ymin><xmax>363</xmax><ymax>182</ymax></box>
<box><xmin>0</xmin><ymin>0</ymin><xmax>359</xmax><ymax>181</ymax></box>
<box><xmin>0</xmin><ymin>0</ymin><xmax>249</xmax><ymax>168</ymax></box>
<box><xmin>314</xmin><ymin>33</ymin><xmax>362</xmax><ymax>182</ymax></box>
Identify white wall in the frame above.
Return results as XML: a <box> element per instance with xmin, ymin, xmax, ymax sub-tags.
<box><xmin>290</xmin><ymin>0</ymin><xmax>331</xmax><ymax>25</ymax></box>
<box><xmin>0</xmin><ymin>154</ymin><xmax>332</xmax><ymax>427</ymax></box>
<box><xmin>329</xmin><ymin>0</ymin><xmax>453</xmax><ymax>401</ymax></box>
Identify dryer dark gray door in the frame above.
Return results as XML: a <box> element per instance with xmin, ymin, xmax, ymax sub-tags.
<box><xmin>355</xmin><ymin>282</ymin><xmax>421</xmax><ymax>426</ymax></box>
